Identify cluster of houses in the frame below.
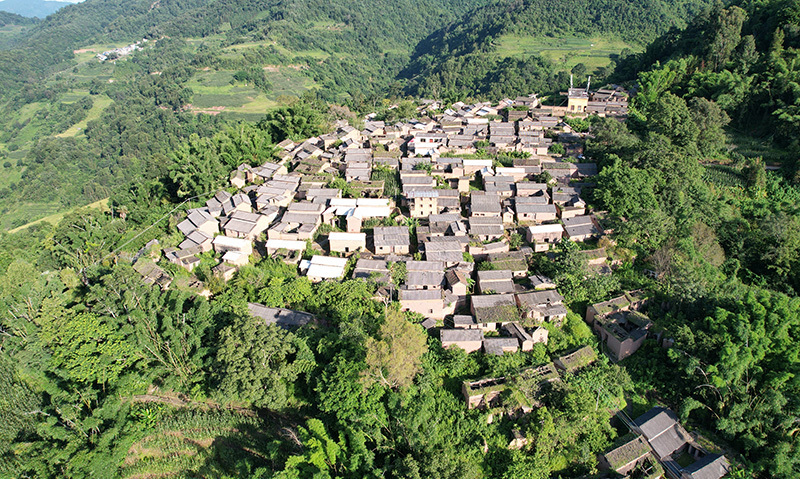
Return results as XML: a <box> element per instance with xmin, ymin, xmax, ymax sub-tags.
<box><xmin>133</xmin><ymin>93</ymin><xmax>613</xmax><ymax>329</ymax></box>
<box><xmin>96</xmin><ymin>39</ymin><xmax>147</xmax><ymax>61</ymax></box>
<box><xmin>123</xmin><ymin>87</ymin><xmax>736</xmax><ymax>478</ymax></box>
<box><xmin>601</xmin><ymin>407</ymin><xmax>731</xmax><ymax>479</ymax></box>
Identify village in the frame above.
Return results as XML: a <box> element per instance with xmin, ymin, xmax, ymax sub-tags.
<box><xmin>130</xmin><ymin>83</ymin><xmax>731</xmax><ymax>479</ymax></box>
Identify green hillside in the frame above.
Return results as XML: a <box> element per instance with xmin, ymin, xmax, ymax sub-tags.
<box><xmin>401</xmin><ymin>0</ymin><xmax>713</xmax><ymax>99</ymax></box>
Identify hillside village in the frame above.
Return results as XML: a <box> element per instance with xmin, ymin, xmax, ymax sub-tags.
<box><xmin>129</xmin><ymin>86</ymin><xmax>732</xmax><ymax>479</ymax></box>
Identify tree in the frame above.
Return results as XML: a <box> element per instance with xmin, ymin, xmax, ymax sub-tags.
<box><xmin>363</xmin><ymin>308</ymin><xmax>428</xmax><ymax>389</ymax></box>
<box><xmin>689</xmin><ymin>97</ymin><xmax>730</xmax><ymax>157</ymax></box>
<box><xmin>42</xmin><ymin>312</ymin><xmax>134</xmax><ymax>386</ymax></box>
<box><xmin>216</xmin><ymin>312</ymin><xmax>315</xmax><ymax>410</ymax></box>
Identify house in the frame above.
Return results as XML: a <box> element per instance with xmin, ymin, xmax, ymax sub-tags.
<box><xmin>328</xmin><ymin>232</ymin><xmax>366</xmax><ymax>254</ymax></box>
<box><xmin>373</xmin><ymin>226</ymin><xmax>411</xmax><ymax>255</ymax></box>
<box><xmin>462</xmin><ymin>376</ymin><xmax>506</xmax><ymax>409</ymax></box>
<box><xmin>516</xmin><ymin>290</ymin><xmax>568</xmax><ymax>324</ymax></box>
<box><xmin>504</xmin><ymin>321</ymin><xmax>548</xmax><ymax>350</ymax></box>
<box><xmin>487</xmin><ymin>251</ymin><xmax>528</xmax><ymax>277</ymax></box>
<box><xmin>594</xmin><ymin>309</ymin><xmax>651</xmax><ymax>361</ymax></box>
<box><xmin>563</xmin><ymin>215</ymin><xmax>602</xmax><ymax>242</ymax></box>
<box><xmin>476</xmin><ymin>270</ymin><xmax>516</xmax><ymax>294</ymax></box>
<box><xmin>599</xmin><ymin>436</ymin><xmax>658</xmax><ymax>477</ymax></box>
<box><xmin>566</xmin><ymin>87</ymin><xmax>589</xmax><ymax>113</ymax></box>
<box><xmin>220</xmin><ymin>209</ymin><xmax>275</xmax><ymax>240</ymax></box>
<box><xmin>585</xmin><ymin>291</ymin><xmax>648</xmax><ymax>325</ymax></box>
<box><xmin>483</xmin><ymin>337</ymin><xmax>520</xmax><ymax>355</ymax></box>
<box><xmin>528</xmin><ymin>274</ymin><xmax>557</xmax><ymax>290</ymax></box>
<box><xmin>409</xmin><ymin>132</ymin><xmax>447</xmax><ymax>156</ymax></box>
<box><xmin>525</xmin><ymin>224</ymin><xmax>564</xmax><ymax>251</ymax></box>
<box><xmin>681</xmin><ymin>454</ymin><xmax>731</xmax><ymax>479</ymax></box>
<box><xmin>399</xmin><ymin>289</ymin><xmax>448</xmax><ymax>319</ymax></box>
<box><xmin>164</xmin><ymin>246</ymin><xmax>201</xmax><ymax>272</ymax></box>
<box><xmin>470</xmin><ymin>193</ymin><xmax>502</xmax><ymax>217</ymax></box>
<box><xmin>353</xmin><ymin>259</ymin><xmax>390</xmax><ymax>283</ymax></box>
<box><xmin>178</xmin><ymin>208</ymin><xmax>219</xmax><ymax>237</ymax></box>
<box><xmin>554</xmin><ymin>345</ymin><xmax>597</xmax><ymax>373</ymax></box>
<box><xmin>406</xmin><ymin>189</ymin><xmax>440</xmax><ymax>218</ymax></box>
<box><xmin>179</xmin><ymin>230</ymin><xmax>213</xmax><ymax>252</ymax></box>
<box><xmin>405</xmin><ymin>269</ymin><xmax>445</xmax><ymax>290</ymax></box>
<box><xmin>515</xmin><ymin>202</ymin><xmax>558</xmax><ymax>224</ymax></box>
<box><xmin>471</xmin><ymin>294</ymin><xmax>519</xmax><ymax>329</ymax></box>
<box><xmin>212</xmin><ymin>235</ymin><xmax>253</xmax><ymax>256</ymax></box>
<box><xmin>441</xmin><ymin>329</ymin><xmax>484</xmax><ymax>353</ymax></box>
<box><xmin>452</xmin><ymin>314</ymin><xmax>479</xmax><ymax>329</ymax></box>
<box><xmin>248</xmin><ymin>303</ymin><xmax>315</xmax><ymax>329</ymax></box>
<box><xmin>423</xmin><ymin>240</ymin><xmax>463</xmax><ymax>265</ymax></box>
<box><xmin>300</xmin><ymin>256</ymin><xmax>348</xmax><ymax>282</ymax></box>
<box><xmin>469</xmin><ymin>216</ymin><xmax>504</xmax><ymax>241</ymax></box>
<box><xmin>634</xmin><ymin>407</ymin><xmax>693</xmax><ymax>461</ymax></box>
<box><xmin>634</xmin><ymin>407</ymin><xmax>731</xmax><ymax>479</ymax></box>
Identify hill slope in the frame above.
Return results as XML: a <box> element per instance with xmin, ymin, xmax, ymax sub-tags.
<box><xmin>402</xmin><ymin>0</ymin><xmax>713</xmax><ymax>99</ymax></box>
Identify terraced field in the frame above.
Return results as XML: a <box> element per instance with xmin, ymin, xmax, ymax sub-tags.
<box><xmin>494</xmin><ymin>35</ymin><xmax>637</xmax><ymax>72</ymax></box>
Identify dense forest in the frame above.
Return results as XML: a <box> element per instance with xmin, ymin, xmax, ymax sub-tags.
<box><xmin>0</xmin><ymin>0</ymin><xmax>799</xmax><ymax>477</ymax></box>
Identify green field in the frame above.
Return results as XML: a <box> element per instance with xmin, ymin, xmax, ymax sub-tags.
<box><xmin>186</xmin><ymin>67</ymin><xmax>317</xmax><ymax>117</ymax></box>
<box><xmin>7</xmin><ymin>197</ymin><xmax>109</xmax><ymax>233</ymax></box>
<box><xmin>495</xmin><ymin>35</ymin><xmax>637</xmax><ymax>72</ymax></box>
<box><xmin>57</xmin><ymin>94</ymin><xmax>113</xmax><ymax>137</ymax></box>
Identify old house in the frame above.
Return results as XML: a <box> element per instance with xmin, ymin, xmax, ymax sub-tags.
<box><xmin>405</xmin><ymin>269</ymin><xmax>445</xmax><ymax>290</ymax></box>
<box><xmin>525</xmin><ymin>224</ymin><xmax>564</xmax><ymax>251</ymax></box>
<box><xmin>328</xmin><ymin>232</ymin><xmax>366</xmax><ymax>254</ymax></box>
<box><xmin>469</xmin><ymin>216</ymin><xmax>505</xmax><ymax>241</ymax></box>
<box><xmin>441</xmin><ymin>329</ymin><xmax>484</xmax><ymax>354</ymax></box>
<box><xmin>599</xmin><ymin>436</ymin><xmax>658</xmax><ymax>477</ymax></box>
<box><xmin>212</xmin><ymin>235</ymin><xmax>253</xmax><ymax>256</ymax></box>
<box><xmin>179</xmin><ymin>230</ymin><xmax>213</xmax><ymax>252</ymax></box>
<box><xmin>595</xmin><ymin>310</ymin><xmax>652</xmax><ymax>361</ymax></box>
<box><xmin>248</xmin><ymin>303</ymin><xmax>315</xmax><ymax>329</ymax></box>
<box><xmin>178</xmin><ymin>208</ymin><xmax>219</xmax><ymax>237</ymax></box>
<box><xmin>516</xmin><ymin>290</ymin><xmax>568</xmax><ymax>324</ymax></box>
<box><xmin>483</xmin><ymin>337</ymin><xmax>520</xmax><ymax>355</ymax></box>
<box><xmin>554</xmin><ymin>345</ymin><xmax>597</xmax><ymax>373</ymax></box>
<box><xmin>470</xmin><ymin>192</ymin><xmax>502</xmax><ymax>217</ymax></box>
<box><xmin>300</xmin><ymin>256</ymin><xmax>348</xmax><ymax>282</ymax></box>
<box><xmin>476</xmin><ymin>270</ymin><xmax>516</xmax><ymax>294</ymax></box>
<box><xmin>471</xmin><ymin>294</ymin><xmax>519</xmax><ymax>330</ymax></box>
<box><xmin>515</xmin><ymin>201</ymin><xmax>558</xmax><ymax>224</ymax></box>
<box><xmin>399</xmin><ymin>289</ymin><xmax>448</xmax><ymax>319</ymax></box>
<box><xmin>423</xmin><ymin>239</ymin><xmax>463</xmax><ymax>265</ymax></box>
<box><xmin>563</xmin><ymin>215</ymin><xmax>602</xmax><ymax>242</ymax></box>
<box><xmin>487</xmin><ymin>251</ymin><xmax>528</xmax><ymax>277</ymax></box>
<box><xmin>504</xmin><ymin>322</ymin><xmax>548</xmax><ymax>350</ymax></box>
<box><xmin>220</xmin><ymin>209</ymin><xmax>275</xmax><ymax>240</ymax></box>
<box><xmin>372</xmin><ymin>226</ymin><xmax>411</xmax><ymax>255</ymax></box>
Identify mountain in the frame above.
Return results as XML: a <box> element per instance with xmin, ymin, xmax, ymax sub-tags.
<box><xmin>402</xmin><ymin>0</ymin><xmax>714</xmax><ymax>99</ymax></box>
<box><xmin>0</xmin><ymin>0</ymin><xmax>73</xmax><ymax>18</ymax></box>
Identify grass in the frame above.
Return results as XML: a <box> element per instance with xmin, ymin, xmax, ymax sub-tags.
<box><xmin>186</xmin><ymin>67</ymin><xmax>316</xmax><ymax>116</ymax></box>
<box><xmin>495</xmin><ymin>35</ymin><xmax>637</xmax><ymax>72</ymax></box>
<box><xmin>727</xmin><ymin>130</ymin><xmax>794</xmax><ymax>165</ymax></box>
<box><xmin>7</xmin><ymin>197</ymin><xmax>109</xmax><ymax>233</ymax></box>
<box><xmin>57</xmin><ymin>94</ymin><xmax>113</xmax><ymax>137</ymax></box>
<box><xmin>0</xmin><ymin>157</ymin><xmax>24</xmax><ymax>190</ymax></box>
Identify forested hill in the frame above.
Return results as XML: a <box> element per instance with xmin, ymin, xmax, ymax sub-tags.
<box><xmin>0</xmin><ymin>0</ymin><xmax>483</xmax><ymax>97</ymax></box>
<box><xmin>401</xmin><ymin>0</ymin><xmax>713</xmax><ymax>99</ymax></box>
<box><xmin>613</xmin><ymin>0</ymin><xmax>800</xmax><ymax>152</ymax></box>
